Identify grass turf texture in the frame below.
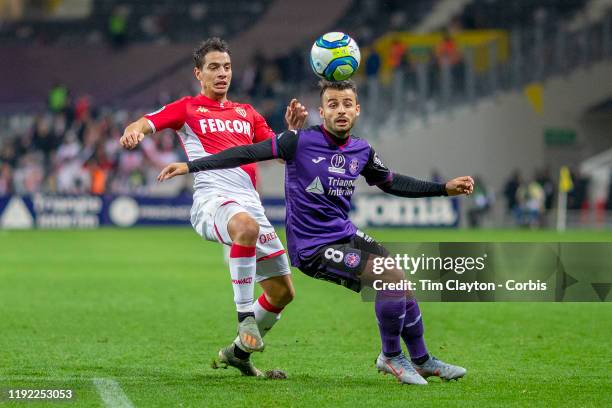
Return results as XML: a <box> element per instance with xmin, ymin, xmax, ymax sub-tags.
<box><xmin>1</xmin><ymin>228</ymin><xmax>610</xmax><ymax>407</ymax></box>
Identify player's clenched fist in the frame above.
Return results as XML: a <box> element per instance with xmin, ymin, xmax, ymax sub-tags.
<box><xmin>445</xmin><ymin>176</ymin><xmax>474</xmax><ymax>196</ymax></box>
<box><xmin>158</xmin><ymin>162</ymin><xmax>189</xmax><ymax>182</ymax></box>
<box><xmin>120</xmin><ymin>129</ymin><xmax>145</xmax><ymax>150</ymax></box>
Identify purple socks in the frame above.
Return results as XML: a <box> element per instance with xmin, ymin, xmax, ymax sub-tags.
<box><xmin>374</xmin><ymin>290</ymin><xmax>406</xmax><ymax>357</ymax></box>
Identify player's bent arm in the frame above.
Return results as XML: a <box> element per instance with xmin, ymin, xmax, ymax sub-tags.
<box><xmin>120</xmin><ymin>117</ymin><xmax>154</xmax><ymax>150</ymax></box>
<box><xmin>159</xmin><ymin>138</ymin><xmax>279</xmax><ymax>182</ymax></box>
<box><xmin>158</xmin><ymin>130</ymin><xmax>299</xmax><ymax>182</ymax></box>
<box><xmin>187</xmin><ymin>129</ymin><xmax>299</xmax><ymax>173</ymax></box>
<box><xmin>188</xmin><ymin>139</ymin><xmax>276</xmax><ymax>173</ymax></box>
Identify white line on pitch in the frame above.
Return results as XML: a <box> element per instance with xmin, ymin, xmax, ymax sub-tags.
<box><xmin>92</xmin><ymin>378</ymin><xmax>135</xmax><ymax>408</ymax></box>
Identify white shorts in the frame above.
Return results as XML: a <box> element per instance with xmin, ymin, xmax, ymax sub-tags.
<box><xmin>190</xmin><ymin>195</ymin><xmax>291</xmax><ymax>283</ymax></box>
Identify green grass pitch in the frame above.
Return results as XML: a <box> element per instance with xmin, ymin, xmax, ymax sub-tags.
<box><xmin>1</xmin><ymin>228</ymin><xmax>611</xmax><ymax>407</ymax></box>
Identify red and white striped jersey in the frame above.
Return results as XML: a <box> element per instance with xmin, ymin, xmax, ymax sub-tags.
<box><xmin>145</xmin><ymin>93</ymin><xmax>275</xmax><ymax>204</ymax></box>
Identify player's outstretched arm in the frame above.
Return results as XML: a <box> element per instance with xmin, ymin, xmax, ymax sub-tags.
<box><xmin>378</xmin><ymin>174</ymin><xmax>474</xmax><ymax>197</ymax></box>
<box><xmin>120</xmin><ymin>117</ymin><xmax>153</xmax><ymax>150</ymax></box>
<box><xmin>158</xmin><ymin>138</ymin><xmax>276</xmax><ymax>182</ymax></box>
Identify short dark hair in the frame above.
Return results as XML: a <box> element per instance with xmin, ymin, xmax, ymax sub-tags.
<box><xmin>193</xmin><ymin>37</ymin><xmax>231</xmax><ymax>68</ymax></box>
<box><xmin>318</xmin><ymin>79</ymin><xmax>358</xmax><ymax>100</ymax></box>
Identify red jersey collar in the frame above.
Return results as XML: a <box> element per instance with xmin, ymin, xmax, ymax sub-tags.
<box><xmin>196</xmin><ymin>93</ymin><xmax>233</xmax><ymax>108</ymax></box>
<box><xmin>320</xmin><ymin>125</ymin><xmax>351</xmax><ymax>149</ymax></box>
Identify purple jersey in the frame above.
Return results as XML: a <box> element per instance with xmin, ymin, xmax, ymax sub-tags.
<box><xmin>271</xmin><ymin>126</ymin><xmax>392</xmax><ymax>267</ymax></box>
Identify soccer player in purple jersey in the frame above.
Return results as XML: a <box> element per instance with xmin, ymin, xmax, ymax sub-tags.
<box><xmin>158</xmin><ymin>80</ymin><xmax>474</xmax><ymax>385</ymax></box>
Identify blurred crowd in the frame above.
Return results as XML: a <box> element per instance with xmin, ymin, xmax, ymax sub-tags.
<box><xmin>460</xmin><ymin>167</ymin><xmax>606</xmax><ymax>229</ymax></box>
<box><xmin>501</xmin><ymin>168</ymin><xmax>597</xmax><ymax>228</ymax></box>
<box><xmin>0</xmin><ymin>73</ymin><xmax>313</xmax><ymax>198</ymax></box>
<box><xmin>0</xmin><ymin>91</ymin><xmax>189</xmax><ymax>197</ymax></box>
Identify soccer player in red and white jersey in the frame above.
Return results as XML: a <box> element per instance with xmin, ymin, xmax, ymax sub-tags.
<box><xmin>119</xmin><ymin>38</ymin><xmax>307</xmax><ymax>377</ymax></box>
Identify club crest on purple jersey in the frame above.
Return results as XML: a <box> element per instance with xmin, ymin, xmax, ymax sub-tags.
<box><xmin>344</xmin><ymin>252</ymin><xmax>361</xmax><ymax>268</ymax></box>
<box><xmin>329</xmin><ymin>154</ymin><xmax>346</xmax><ymax>174</ymax></box>
<box><xmin>349</xmin><ymin>158</ymin><xmax>359</xmax><ymax>175</ymax></box>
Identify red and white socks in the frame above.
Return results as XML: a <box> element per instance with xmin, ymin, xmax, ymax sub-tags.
<box><xmin>254</xmin><ymin>293</ymin><xmax>284</xmax><ymax>337</ymax></box>
<box><xmin>229</xmin><ymin>243</ymin><xmax>257</xmax><ymax>314</ymax></box>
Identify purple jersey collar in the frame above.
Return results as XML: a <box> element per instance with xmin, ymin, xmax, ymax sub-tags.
<box><xmin>320</xmin><ymin>125</ymin><xmax>351</xmax><ymax>149</ymax></box>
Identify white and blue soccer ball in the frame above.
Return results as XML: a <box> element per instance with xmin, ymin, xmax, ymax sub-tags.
<box><xmin>310</xmin><ymin>32</ymin><xmax>361</xmax><ymax>81</ymax></box>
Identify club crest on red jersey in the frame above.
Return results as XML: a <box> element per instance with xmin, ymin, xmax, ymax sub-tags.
<box><xmin>235</xmin><ymin>107</ymin><xmax>247</xmax><ymax>118</ymax></box>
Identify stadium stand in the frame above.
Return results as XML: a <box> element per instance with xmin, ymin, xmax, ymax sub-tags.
<box><xmin>333</xmin><ymin>0</ymin><xmax>437</xmax><ymax>44</ymax></box>
<box><xmin>0</xmin><ymin>0</ymin><xmax>274</xmax><ymax>45</ymax></box>
<box><xmin>460</xmin><ymin>0</ymin><xmax>588</xmax><ymax>30</ymax></box>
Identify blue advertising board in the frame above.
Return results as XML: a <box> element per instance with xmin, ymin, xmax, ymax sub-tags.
<box><xmin>0</xmin><ymin>194</ymin><xmax>459</xmax><ymax>229</ymax></box>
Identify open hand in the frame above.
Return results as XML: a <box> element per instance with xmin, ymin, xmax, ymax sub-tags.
<box><xmin>157</xmin><ymin>162</ymin><xmax>189</xmax><ymax>182</ymax></box>
<box><xmin>285</xmin><ymin>98</ymin><xmax>308</xmax><ymax>130</ymax></box>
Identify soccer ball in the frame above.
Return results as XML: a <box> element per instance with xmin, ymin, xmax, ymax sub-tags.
<box><xmin>310</xmin><ymin>32</ymin><xmax>361</xmax><ymax>81</ymax></box>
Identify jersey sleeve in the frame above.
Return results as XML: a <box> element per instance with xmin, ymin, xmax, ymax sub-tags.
<box><xmin>144</xmin><ymin>97</ymin><xmax>187</xmax><ymax>133</ymax></box>
<box><xmin>361</xmin><ymin>147</ymin><xmax>393</xmax><ymax>186</ymax></box>
<box><xmin>271</xmin><ymin>130</ymin><xmax>299</xmax><ymax>161</ymax></box>
<box><xmin>251</xmin><ymin>107</ymin><xmax>276</xmax><ymax>142</ymax></box>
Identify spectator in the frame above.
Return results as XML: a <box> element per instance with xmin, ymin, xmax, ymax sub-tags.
<box><xmin>536</xmin><ymin>167</ymin><xmax>555</xmax><ymax>211</ymax></box>
<box><xmin>0</xmin><ymin>140</ymin><xmax>17</xmax><ymax>167</ymax></box>
<box><xmin>504</xmin><ymin>170</ymin><xmax>522</xmax><ymax>215</ymax></box>
<box><xmin>388</xmin><ymin>38</ymin><xmax>406</xmax><ymax>72</ymax></box>
<box><xmin>13</xmin><ymin>153</ymin><xmax>44</xmax><ymax>195</ymax></box>
<box><xmin>606</xmin><ymin>169</ymin><xmax>612</xmax><ymax>210</ymax></box>
<box><xmin>436</xmin><ymin>30</ymin><xmax>462</xmax><ymax>67</ymax></box>
<box><xmin>436</xmin><ymin>30</ymin><xmax>463</xmax><ymax>95</ymax></box>
<box><xmin>515</xmin><ymin>179</ymin><xmax>545</xmax><ymax>228</ymax></box>
<box><xmin>365</xmin><ymin>48</ymin><xmax>381</xmax><ymax>79</ymax></box>
<box><xmin>74</xmin><ymin>95</ymin><xmax>92</xmax><ymax>122</ymax></box>
<box><xmin>108</xmin><ymin>5</ymin><xmax>129</xmax><ymax>49</ymax></box>
<box><xmin>467</xmin><ymin>176</ymin><xmax>493</xmax><ymax>228</ymax></box>
<box><xmin>33</xmin><ymin>115</ymin><xmax>60</xmax><ymax>165</ymax></box>
<box><xmin>0</xmin><ymin>163</ymin><xmax>13</xmax><ymax>195</ymax></box>
<box><xmin>48</xmin><ymin>83</ymin><xmax>68</xmax><ymax>113</ymax></box>
<box><xmin>86</xmin><ymin>144</ymin><xmax>113</xmax><ymax>195</ymax></box>
<box><xmin>568</xmin><ymin>168</ymin><xmax>590</xmax><ymax>210</ymax></box>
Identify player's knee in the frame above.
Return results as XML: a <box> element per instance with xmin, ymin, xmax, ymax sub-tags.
<box><xmin>229</xmin><ymin>213</ymin><xmax>260</xmax><ymax>245</ymax></box>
